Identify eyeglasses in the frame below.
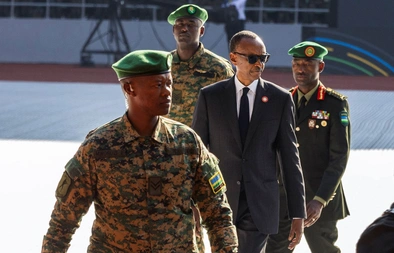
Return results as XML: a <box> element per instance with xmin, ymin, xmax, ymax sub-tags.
<box><xmin>233</xmin><ymin>52</ymin><xmax>270</xmax><ymax>64</ymax></box>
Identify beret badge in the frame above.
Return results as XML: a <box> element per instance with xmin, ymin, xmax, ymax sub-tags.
<box><xmin>305</xmin><ymin>46</ymin><xmax>316</xmax><ymax>57</ymax></box>
<box><xmin>288</xmin><ymin>41</ymin><xmax>328</xmax><ymax>60</ymax></box>
<box><xmin>187</xmin><ymin>6</ymin><xmax>196</xmax><ymax>15</ymax></box>
<box><xmin>167</xmin><ymin>4</ymin><xmax>208</xmax><ymax>25</ymax></box>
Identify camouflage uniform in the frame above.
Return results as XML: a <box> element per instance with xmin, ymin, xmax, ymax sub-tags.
<box><xmin>42</xmin><ymin>114</ymin><xmax>238</xmax><ymax>253</ymax></box>
<box><xmin>168</xmin><ymin>42</ymin><xmax>234</xmax><ymax>126</ymax></box>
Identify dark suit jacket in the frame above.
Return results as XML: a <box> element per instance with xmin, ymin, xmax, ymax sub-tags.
<box><xmin>291</xmin><ymin>82</ymin><xmax>350</xmax><ymax>221</ymax></box>
<box><xmin>192</xmin><ymin>76</ymin><xmax>306</xmax><ymax>234</ymax></box>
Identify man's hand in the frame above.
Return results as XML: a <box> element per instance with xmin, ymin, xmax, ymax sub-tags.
<box><xmin>287</xmin><ymin>218</ymin><xmax>304</xmax><ymax>250</ymax></box>
<box><xmin>304</xmin><ymin>200</ymin><xmax>323</xmax><ymax>227</ymax></box>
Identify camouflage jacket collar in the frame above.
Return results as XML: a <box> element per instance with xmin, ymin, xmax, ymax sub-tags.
<box><xmin>122</xmin><ymin>113</ymin><xmax>172</xmax><ymax>144</ymax></box>
<box><xmin>172</xmin><ymin>42</ymin><xmax>205</xmax><ymax>69</ymax></box>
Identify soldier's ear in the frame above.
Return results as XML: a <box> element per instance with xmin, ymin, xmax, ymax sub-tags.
<box><xmin>200</xmin><ymin>26</ymin><xmax>205</xmax><ymax>37</ymax></box>
<box><xmin>319</xmin><ymin>61</ymin><xmax>325</xmax><ymax>73</ymax></box>
<box><xmin>123</xmin><ymin>80</ymin><xmax>135</xmax><ymax>96</ymax></box>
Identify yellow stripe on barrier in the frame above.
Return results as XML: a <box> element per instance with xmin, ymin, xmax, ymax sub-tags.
<box><xmin>347</xmin><ymin>53</ymin><xmax>389</xmax><ymax>77</ymax></box>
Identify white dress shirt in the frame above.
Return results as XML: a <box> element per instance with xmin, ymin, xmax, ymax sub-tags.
<box><xmin>235</xmin><ymin>76</ymin><xmax>258</xmax><ymax>121</ymax></box>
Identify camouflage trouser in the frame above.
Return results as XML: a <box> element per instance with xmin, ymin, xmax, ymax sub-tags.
<box><xmin>192</xmin><ymin>205</ymin><xmax>205</xmax><ymax>252</ymax></box>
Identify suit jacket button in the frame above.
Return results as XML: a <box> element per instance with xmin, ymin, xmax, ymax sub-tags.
<box><xmin>237</xmin><ymin>181</ymin><xmax>241</xmax><ymax>185</ymax></box>
<box><xmin>296</xmin><ymin>127</ymin><xmax>300</xmax><ymax>131</ymax></box>
<box><xmin>296</xmin><ymin>143</ymin><xmax>300</xmax><ymax>147</ymax></box>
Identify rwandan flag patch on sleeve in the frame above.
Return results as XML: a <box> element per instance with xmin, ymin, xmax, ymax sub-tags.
<box><xmin>340</xmin><ymin>111</ymin><xmax>349</xmax><ymax>126</ymax></box>
<box><xmin>209</xmin><ymin>171</ymin><xmax>226</xmax><ymax>194</ymax></box>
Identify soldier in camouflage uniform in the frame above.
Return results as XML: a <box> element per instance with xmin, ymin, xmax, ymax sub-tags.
<box><xmin>166</xmin><ymin>4</ymin><xmax>235</xmax><ymax>251</ymax></box>
<box><xmin>42</xmin><ymin>50</ymin><xmax>238</xmax><ymax>253</ymax></box>
<box><xmin>167</xmin><ymin>4</ymin><xmax>234</xmax><ymax>126</ymax></box>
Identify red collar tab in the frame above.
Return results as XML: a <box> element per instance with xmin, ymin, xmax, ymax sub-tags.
<box><xmin>317</xmin><ymin>83</ymin><xmax>326</xmax><ymax>100</ymax></box>
<box><xmin>291</xmin><ymin>86</ymin><xmax>298</xmax><ymax>96</ymax></box>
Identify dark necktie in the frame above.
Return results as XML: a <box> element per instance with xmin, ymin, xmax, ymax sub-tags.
<box><xmin>297</xmin><ymin>96</ymin><xmax>307</xmax><ymax>118</ymax></box>
<box><xmin>239</xmin><ymin>87</ymin><xmax>250</xmax><ymax>147</ymax></box>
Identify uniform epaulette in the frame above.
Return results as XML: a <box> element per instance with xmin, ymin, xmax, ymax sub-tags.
<box><xmin>289</xmin><ymin>86</ymin><xmax>298</xmax><ymax>96</ymax></box>
<box><xmin>326</xmin><ymin>87</ymin><xmax>347</xmax><ymax>100</ymax></box>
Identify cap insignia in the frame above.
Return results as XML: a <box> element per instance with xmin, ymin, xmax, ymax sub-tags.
<box><xmin>305</xmin><ymin>46</ymin><xmax>315</xmax><ymax>57</ymax></box>
<box><xmin>187</xmin><ymin>6</ymin><xmax>196</xmax><ymax>15</ymax></box>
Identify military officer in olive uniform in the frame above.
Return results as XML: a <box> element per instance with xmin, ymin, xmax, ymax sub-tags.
<box><xmin>266</xmin><ymin>41</ymin><xmax>351</xmax><ymax>253</ymax></box>
<box><xmin>41</xmin><ymin>50</ymin><xmax>238</xmax><ymax>253</ymax></box>
<box><xmin>167</xmin><ymin>4</ymin><xmax>234</xmax><ymax>126</ymax></box>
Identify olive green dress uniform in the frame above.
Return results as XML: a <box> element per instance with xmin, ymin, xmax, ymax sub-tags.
<box><xmin>295</xmin><ymin>83</ymin><xmax>350</xmax><ymax>253</ymax></box>
<box><xmin>168</xmin><ymin>43</ymin><xmax>234</xmax><ymax>126</ymax></box>
<box><xmin>266</xmin><ymin>42</ymin><xmax>350</xmax><ymax>253</ymax></box>
<box><xmin>267</xmin><ymin>83</ymin><xmax>350</xmax><ymax>253</ymax></box>
<box><xmin>292</xmin><ymin>82</ymin><xmax>350</xmax><ymax>221</ymax></box>
<box><xmin>42</xmin><ymin>115</ymin><xmax>237</xmax><ymax>252</ymax></box>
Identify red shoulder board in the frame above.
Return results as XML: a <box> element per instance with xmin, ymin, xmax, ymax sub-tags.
<box><xmin>317</xmin><ymin>83</ymin><xmax>326</xmax><ymax>100</ymax></box>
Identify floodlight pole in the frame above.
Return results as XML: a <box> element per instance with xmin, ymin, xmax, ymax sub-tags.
<box><xmin>80</xmin><ymin>0</ymin><xmax>131</xmax><ymax>66</ymax></box>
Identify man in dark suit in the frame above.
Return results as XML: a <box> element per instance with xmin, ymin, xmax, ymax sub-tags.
<box><xmin>192</xmin><ymin>30</ymin><xmax>306</xmax><ymax>253</ymax></box>
<box><xmin>266</xmin><ymin>41</ymin><xmax>351</xmax><ymax>253</ymax></box>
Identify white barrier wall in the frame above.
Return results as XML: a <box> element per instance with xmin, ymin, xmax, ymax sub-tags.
<box><xmin>0</xmin><ymin>19</ymin><xmax>301</xmax><ymax>66</ymax></box>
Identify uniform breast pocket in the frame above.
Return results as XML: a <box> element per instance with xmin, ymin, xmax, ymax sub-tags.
<box><xmin>96</xmin><ymin>160</ymin><xmax>145</xmax><ymax>212</ymax></box>
<box><xmin>315</xmin><ymin>119</ymin><xmax>330</xmax><ymax>142</ymax></box>
<box><xmin>163</xmin><ymin>146</ymin><xmax>198</xmax><ymax>172</ymax></box>
<box><xmin>158</xmin><ymin>149</ymin><xmax>196</xmax><ymax>207</ymax></box>
<box><xmin>303</xmin><ymin>118</ymin><xmax>328</xmax><ymax>142</ymax></box>
<box><xmin>159</xmin><ymin>154</ymin><xmax>194</xmax><ymax>193</ymax></box>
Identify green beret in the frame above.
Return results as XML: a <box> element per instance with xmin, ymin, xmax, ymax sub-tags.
<box><xmin>167</xmin><ymin>4</ymin><xmax>208</xmax><ymax>25</ymax></box>
<box><xmin>288</xmin><ymin>41</ymin><xmax>328</xmax><ymax>60</ymax></box>
<box><xmin>112</xmin><ymin>50</ymin><xmax>172</xmax><ymax>80</ymax></box>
